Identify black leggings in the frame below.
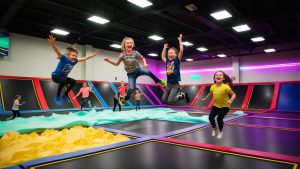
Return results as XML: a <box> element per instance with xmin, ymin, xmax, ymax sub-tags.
<box><xmin>52</xmin><ymin>76</ymin><xmax>76</xmax><ymax>97</ymax></box>
<box><xmin>81</xmin><ymin>97</ymin><xmax>91</xmax><ymax>109</ymax></box>
<box><xmin>113</xmin><ymin>97</ymin><xmax>121</xmax><ymax>111</ymax></box>
<box><xmin>209</xmin><ymin>106</ymin><xmax>230</xmax><ymax>131</ymax></box>
<box><xmin>12</xmin><ymin>110</ymin><xmax>21</xmax><ymax>119</ymax></box>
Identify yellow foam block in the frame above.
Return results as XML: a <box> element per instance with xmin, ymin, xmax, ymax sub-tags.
<box><xmin>0</xmin><ymin>126</ymin><xmax>130</xmax><ymax>168</ymax></box>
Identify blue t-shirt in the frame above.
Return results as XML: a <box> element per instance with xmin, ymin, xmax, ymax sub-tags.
<box><xmin>51</xmin><ymin>55</ymin><xmax>78</xmax><ymax>77</ymax></box>
<box><xmin>166</xmin><ymin>58</ymin><xmax>181</xmax><ymax>84</ymax></box>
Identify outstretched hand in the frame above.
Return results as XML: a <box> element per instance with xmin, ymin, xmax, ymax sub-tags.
<box><xmin>201</xmin><ymin>98</ymin><xmax>206</xmax><ymax>101</ymax></box>
<box><xmin>91</xmin><ymin>50</ymin><xmax>99</xmax><ymax>57</ymax></box>
<box><xmin>163</xmin><ymin>43</ymin><xmax>169</xmax><ymax>49</ymax></box>
<box><xmin>143</xmin><ymin>63</ymin><xmax>149</xmax><ymax>68</ymax></box>
<box><xmin>104</xmin><ymin>57</ymin><xmax>109</xmax><ymax>62</ymax></box>
<box><xmin>47</xmin><ymin>35</ymin><xmax>56</xmax><ymax>45</ymax></box>
<box><xmin>178</xmin><ymin>34</ymin><xmax>183</xmax><ymax>41</ymax></box>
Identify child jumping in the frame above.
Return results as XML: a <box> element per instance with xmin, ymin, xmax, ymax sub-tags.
<box><xmin>135</xmin><ymin>89</ymin><xmax>142</xmax><ymax>111</ymax></box>
<box><xmin>104</xmin><ymin>37</ymin><xmax>166</xmax><ymax>105</ymax></box>
<box><xmin>202</xmin><ymin>71</ymin><xmax>236</xmax><ymax>139</ymax></box>
<box><xmin>161</xmin><ymin>34</ymin><xmax>190</xmax><ymax>105</ymax></box>
<box><xmin>48</xmin><ymin>35</ymin><xmax>99</xmax><ymax>105</ymax></box>
<box><xmin>73</xmin><ymin>82</ymin><xmax>92</xmax><ymax>109</ymax></box>
<box><xmin>11</xmin><ymin>95</ymin><xmax>25</xmax><ymax>120</ymax></box>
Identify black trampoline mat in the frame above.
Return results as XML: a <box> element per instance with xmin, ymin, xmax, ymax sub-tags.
<box><xmin>149</xmin><ymin>86</ymin><xmax>164</xmax><ymax>102</ymax></box>
<box><xmin>92</xmin><ymin>82</ymin><xmax>116</xmax><ymax>107</ymax></box>
<box><xmin>101</xmin><ymin>120</ymin><xmax>197</xmax><ymax>135</ymax></box>
<box><xmin>230</xmin><ymin>85</ymin><xmax>248</xmax><ymax>108</ymax></box>
<box><xmin>32</xmin><ymin>141</ymin><xmax>295</xmax><ymax>169</ymax></box>
<box><xmin>229</xmin><ymin>117</ymin><xmax>300</xmax><ymax>129</ymax></box>
<box><xmin>173</xmin><ymin>125</ymin><xmax>300</xmax><ymax>156</ymax></box>
<box><xmin>248</xmin><ymin>84</ymin><xmax>274</xmax><ymax>109</ymax></box>
<box><xmin>137</xmin><ymin>85</ymin><xmax>158</xmax><ymax>105</ymax></box>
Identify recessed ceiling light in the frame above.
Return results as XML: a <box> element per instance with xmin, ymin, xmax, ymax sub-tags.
<box><xmin>251</xmin><ymin>36</ymin><xmax>265</xmax><ymax>42</ymax></box>
<box><xmin>110</xmin><ymin>44</ymin><xmax>121</xmax><ymax>48</ymax></box>
<box><xmin>264</xmin><ymin>48</ymin><xmax>276</xmax><ymax>53</ymax></box>
<box><xmin>210</xmin><ymin>10</ymin><xmax>232</xmax><ymax>20</ymax></box>
<box><xmin>185</xmin><ymin>58</ymin><xmax>194</xmax><ymax>61</ymax></box>
<box><xmin>182</xmin><ymin>41</ymin><xmax>194</xmax><ymax>46</ymax></box>
<box><xmin>50</xmin><ymin>29</ymin><xmax>69</xmax><ymax>35</ymax></box>
<box><xmin>197</xmin><ymin>47</ymin><xmax>208</xmax><ymax>52</ymax></box>
<box><xmin>148</xmin><ymin>35</ymin><xmax>164</xmax><ymax>41</ymax></box>
<box><xmin>127</xmin><ymin>0</ymin><xmax>152</xmax><ymax>8</ymax></box>
<box><xmin>148</xmin><ymin>53</ymin><xmax>158</xmax><ymax>57</ymax></box>
<box><xmin>232</xmin><ymin>24</ymin><xmax>251</xmax><ymax>32</ymax></box>
<box><xmin>88</xmin><ymin>16</ymin><xmax>110</xmax><ymax>24</ymax></box>
<box><xmin>217</xmin><ymin>54</ymin><xmax>226</xmax><ymax>57</ymax></box>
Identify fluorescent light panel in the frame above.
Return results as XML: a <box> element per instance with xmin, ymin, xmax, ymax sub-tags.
<box><xmin>264</xmin><ymin>48</ymin><xmax>276</xmax><ymax>53</ymax></box>
<box><xmin>88</xmin><ymin>16</ymin><xmax>110</xmax><ymax>24</ymax></box>
<box><xmin>185</xmin><ymin>58</ymin><xmax>194</xmax><ymax>61</ymax></box>
<box><xmin>110</xmin><ymin>44</ymin><xmax>121</xmax><ymax>48</ymax></box>
<box><xmin>217</xmin><ymin>54</ymin><xmax>226</xmax><ymax>57</ymax></box>
<box><xmin>251</xmin><ymin>36</ymin><xmax>265</xmax><ymax>42</ymax></box>
<box><xmin>127</xmin><ymin>0</ymin><xmax>152</xmax><ymax>8</ymax></box>
<box><xmin>148</xmin><ymin>35</ymin><xmax>164</xmax><ymax>41</ymax></box>
<box><xmin>197</xmin><ymin>47</ymin><xmax>208</xmax><ymax>52</ymax></box>
<box><xmin>148</xmin><ymin>53</ymin><xmax>158</xmax><ymax>56</ymax></box>
<box><xmin>233</xmin><ymin>24</ymin><xmax>251</xmax><ymax>32</ymax></box>
<box><xmin>51</xmin><ymin>29</ymin><xmax>69</xmax><ymax>35</ymax></box>
<box><xmin>182</xmin><ymin>41</ymin><xmax>194</xmax><ymax>46</ymax></box>
<box><xmin>210</xmin><ymin>10</ymin><xmax>232</xmax><ymax>20</ymax></box>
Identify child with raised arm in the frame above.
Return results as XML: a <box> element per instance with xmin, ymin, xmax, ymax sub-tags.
<box><xmin>135</xmin><ymin>89</ymin><xmax>142</xmax><ymax>111</ymax></box>
<box><xmin>104</xmin><ymin>37</ymin><xmax>166</xmax><ymax>105</ymax></box>
<box><xmin>73</xmin><ymin>82</ymin><xmax>92</xmax><ymax>109</ymax></box>
<box><xmin>202</xmin><ymin>71</ymin><xmax>236</xmax><ymax>139</ymax></box>
<box><xmin>11</xmin><ymin>95</ymin><xmax>25</xmax><ymax>119</ymax></box>
<box><xmin>113</xmin><ymin>81</ymin><xmax>128</xmax><ymax>112</ymax></box>
<box><xmin>161</xmin><ymin>34</ymin><xmax>190</xmax><ymax>105</ymax></box>
<box><xmin>48</xmin><ymin>35</ymin><xmax>99</xmax><ymax>105</ymax></box>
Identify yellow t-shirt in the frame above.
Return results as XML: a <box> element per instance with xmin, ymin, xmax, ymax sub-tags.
<box><xmin>210</xmin><ymin>83</ymin><xmax>232</xmax><ymax>108</ymax></box>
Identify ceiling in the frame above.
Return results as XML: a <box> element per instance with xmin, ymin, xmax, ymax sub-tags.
<box><xmin>1</xmin><ymin>0</ymin><xmax>300</xmax><ymax>61</ymax></box>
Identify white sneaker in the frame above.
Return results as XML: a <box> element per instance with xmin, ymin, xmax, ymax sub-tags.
<box><xmin>212</xmin><ymin>129</ymin><xmax>216</xmax><ymax>136</ymax></box>
<box><xmin>217</xmin><ymin>131</ymin><xmax>223</xmax><ymax>139</ymax></box>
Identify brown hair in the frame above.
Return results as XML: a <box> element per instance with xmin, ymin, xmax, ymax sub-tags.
<box><xmin>213</xmin><ymin>71</ymin><xmax>233</xmax><ymax>86</ymax></box>
<box><xmin>14</xmin><ymin>95</ymin><xmax>21</xmax><ymax>100</ymax></box>
<box><xmin>121</xmin><ymin>37</ymin><xmax>135</xmax><ymax>52</ymax></box>
<box><xmin>65</xmin><ymin>44</ymin><xmax>78</xmax><ymax>56</ymax></box>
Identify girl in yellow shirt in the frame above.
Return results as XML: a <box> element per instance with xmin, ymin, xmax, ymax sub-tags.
<box><xmin>202</xmin><ymin>71</ymin><xmax>236</xmax><ymax>139</ymax></box>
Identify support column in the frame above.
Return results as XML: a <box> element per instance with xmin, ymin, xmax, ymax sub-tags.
<box><xmin>232</xmin><ymin>57</ymin><xmax>240</xmax><ymax>83</ymax></box>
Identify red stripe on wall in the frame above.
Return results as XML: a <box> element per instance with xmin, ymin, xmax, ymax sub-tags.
<box><xmin>208</xmin><ymin>97</ymin><xmax>214</xmax><ymax>108</ymax></box>
<box><xmin>190</xmin><ymin>85</ymin><xmax>206</xmax><ymax>106</ymax></box>
<box><xmin>270</xmin><ymin>82</ymin><xmax>280</xmax><ymax>110</ymax></box>
<box><xmin>33</xmin><ymin>79</ymin><xmax>49</xmax><ymax>110</ymax></box>
<box><xmin>242</xmin><ymin>84</ymin><xmax>253</xmax><ymax>109</ymax></box>
<box><xmin>68</xmin><ymin>90</ymin><xmax>81</xmax><ymax>108</ymax></box>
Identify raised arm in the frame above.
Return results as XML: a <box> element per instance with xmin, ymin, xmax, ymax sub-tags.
<box><xmin>104</xmin><ymin>57</ymin><xmax>122</xmax><ymax>66</ymax></box>
<box><xmin>178</xmin><ymin>34</ymin><xmax>183</xmax><ymax>61</ymax></box>
<box><xmin>202</xmin><ymin>91</ymin><xmax>212</xmax><ymax>101</ymax></box>
<box><xmin>161</xmin><ymin>43</ymin><xmax>168</xmax><ymax>63</ymax></box>
<box><xmin>78</xmin><ymin>51</ymin><xmax>99</xmax><ymax>62</ymax></box>
<box><xmin>47</xmin><ymin>35</ymin><xmax>62</xmax><ymax>59</ymax></box>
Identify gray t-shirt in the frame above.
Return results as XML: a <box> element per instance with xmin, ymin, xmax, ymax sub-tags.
<box><xmin>12</xmin><ymin>100</ymin><xmax>19</xmax><ymax>110</ymax></box>
<box><xmin>119</xmin><ymin>50</ymin><xmax>142</xmax><ymax>73</ymax></box>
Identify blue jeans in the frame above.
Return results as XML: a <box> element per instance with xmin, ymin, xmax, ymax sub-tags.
<box><xmin>125</xmin><ymin>67</ymin><xmax>160</xmax><ymax>100</ymax></box>
<box><xmin>136</xmin><ymin>100</ymin><xmax>141</xmax><ymax>110</ymax></box>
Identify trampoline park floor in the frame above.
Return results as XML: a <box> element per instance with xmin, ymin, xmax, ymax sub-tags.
<box><xmin>3</xmin><ymin>108</ymin><xmax>300</xmax><ymax>169</ymax></box>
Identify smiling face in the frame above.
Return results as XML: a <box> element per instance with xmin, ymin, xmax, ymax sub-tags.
<box><xmin>121</xmin><ymin>37</ymin><xmax>135</xmax><ymax>52</ymax></box>
<box><xmin>167</xmin><ymin>48</ymin><xmax>177</xmax><ymax>60</ymax></box>
<box><xmin>120</xmin><ymin>81</ymin><xmax>124</xmax><ymax>86</ymax></box>
<box><xmin>68</xmin><ymin>51</ymin><xmax>78</xmax><ymax>61</ymax></box>
<box><xmin>82</xmin><ymin>82</ymin><xmax>87</xmax><ymax>87</ymax></box>
<box><xmin>214</xmin><ymin>71</ymin><xmax>225</xmax><ymax>84</ymax></box>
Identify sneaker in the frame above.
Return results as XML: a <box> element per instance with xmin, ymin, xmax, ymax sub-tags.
<box><xmin>61</xmin><ymin>95</ymin><xmax>70</xmax><ymax>103</ymax></box>
<box><xmin>185</xmin><ymin>92</ymin><xmax>190</xmax><ymax>103</ymax></box>
<box><xmin>217</xmin><ymin>131</ymin><xmax>223</xmax><ymax>139</ymax></box>
<box><xmin>88</xmin><ymin>100</ymin><xmax>92</xmax><ymax>107</ymax></box>
<box><xmin>212</xmin><ymin>129</ymin><xmax>216</xmax><ymax>136</ymax></box>
<box><xmin>159</xmin><ymin>79</ymin><xmax>167</xmax><ymax>88</ymax></box>
<box><xmin>54</xmin><ymin>96</ymin><xmax>62</xmax><ymax>105</ymax></box>
<box><xmin>119</xmin><ymin>98</ymin><xmax>126</xmax><ymax>105</ymax></box>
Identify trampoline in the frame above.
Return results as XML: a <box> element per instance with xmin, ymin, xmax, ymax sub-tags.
<box><xmin>24</xmin><ymin>140</ymin><xmax>297</xmax><ymax>169</ymax></box>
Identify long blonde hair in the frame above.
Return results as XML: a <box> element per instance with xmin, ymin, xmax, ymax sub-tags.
<box><xmin>121</xmin><ymin>37</ymin><xmax>135</xmax><ymax>52</ymax></box>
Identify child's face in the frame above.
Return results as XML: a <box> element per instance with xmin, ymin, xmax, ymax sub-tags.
<box><xmin>83</xmin><ymin>83</ymin><xmax>87</xmax><ymax>87</ymax></box>
<box><xmin>18</xmin><ymin>96</ymin><xmax>21</xmax><ymax>100</ymax></box>
<box><xmin>121</xmin><ymin>82</ymin><xmax>124</xmax><ymax>86</ymax></box>
<box><xmin>167</xmin><ymin>49</ymin><xmax>177</xmax><ymax>60</ymax></box>
<box><xmin>214</xmin><ymin>72</ymin><xmax>225</xmax><ymax>83</ymax></box>
<box><xmin>125</xmin><ymin>39</ymin><xmax>134</xmax><ymax>51</ymax></box>
<box><xmin>68</xmin><ymin>52</ymin><xmax>78</xmax><ymax>61</ymax></box>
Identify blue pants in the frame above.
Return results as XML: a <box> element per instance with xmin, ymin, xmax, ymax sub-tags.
<box><xmin>136</xmin><ymin>100</ymin><xmax>140</xmax><ymax>110</ymax></box>
<box><xmin>125</xmin><ymin>67</ymin><xmax>160</xmax><ymax>100</ymax></box>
